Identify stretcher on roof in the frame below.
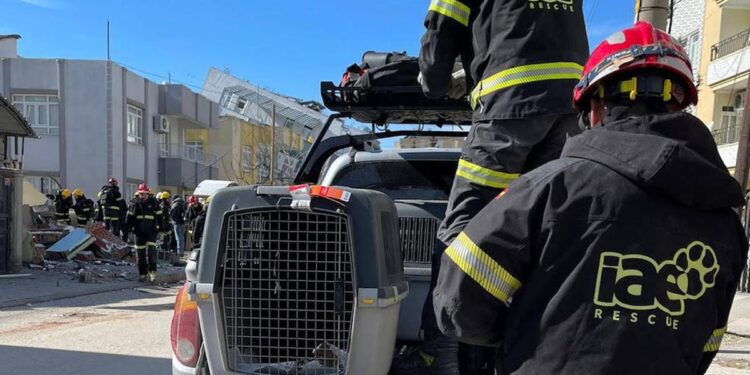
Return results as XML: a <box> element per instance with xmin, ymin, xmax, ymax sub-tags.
<box><xmin>320</xmin><ymin>82</ymin><xmax>472</xmax><ymax>126</ymax></box>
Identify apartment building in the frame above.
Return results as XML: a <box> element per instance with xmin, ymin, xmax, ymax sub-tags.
<box><xmin>671</xmin><ymin>0</ymin><xmax>750</xmax><ymax>173</ymax></box>
<box><xmin>0</xmin><ymin>35</ymin><xmax>219</xmax><ymax>198</ymax></box>
<box><xmin>201</xmin><ymin>67</ymin><xmax>352</xmax><ymax>185</ymax></box>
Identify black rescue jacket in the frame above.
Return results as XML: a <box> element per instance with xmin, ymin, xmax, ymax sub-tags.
<box><xmin>126</xmin><ymin>196</ymin><xmax>163</xmax><ymax>237</ymax></box>
<box><xmin>73</xmin><ymin>196</ymin><xmax>95</xmax><ymax>222</ymax></box>
<box><xmin>419</xmin><ymin>0</ymin><xmax>589</xmax><ymax>120</ymax></box>
<box><xmin>102</xmin><ymin>186</ymin><xmax>126</xmax><ymax>222</ymax></box>
<box><xmin>433</xmin><ymin>112</ymin><xmax>748</xmax><ymax>374</ymax></box>
<box><xmin>51</xmin><ymin>193</ymin><xmax>73</xmax><ymax>221</ymax></box>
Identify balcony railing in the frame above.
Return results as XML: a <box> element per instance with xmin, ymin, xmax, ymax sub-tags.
<box><xmin>159</xmin><ymin>143</ymin><xmax>217</xmax><ymax>165</ymax></box>
<box><xmin>712</xmin><ymin>126</ymin><xmax>741</xmax><ymax>145</ymax></box>
<box><xmin>711</xmin><ymin>28</ymin><xmax>750</xmax><ymax>61</ymax></box>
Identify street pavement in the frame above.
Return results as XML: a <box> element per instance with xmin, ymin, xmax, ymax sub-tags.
<box><xmin>0</xmin><ymin>285</ymin><xmax>180</xmax><ymax>375</ymax></box>
<box><xmin>708</xmin><ymin>293</ymin><xmax>750</xmax><ymax>374</ymax></box>
<box><xmin>0</xmin><ymin>267</ymin><xmax>747</xmax><ymax>374</ymax></box>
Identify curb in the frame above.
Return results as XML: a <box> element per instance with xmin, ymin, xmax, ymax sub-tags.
<box><xmin>0</xmin><ymin>271</ymin><xmax>186</xmax><ymax>309</ymax></box>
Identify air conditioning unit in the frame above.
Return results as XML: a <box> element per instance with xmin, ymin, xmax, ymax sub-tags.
<box><xmin>153</xmin><ymin>115</ymin><xmax>170</xmax><ymax>134</ymax></box>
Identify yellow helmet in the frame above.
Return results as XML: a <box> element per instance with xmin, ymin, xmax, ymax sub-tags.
<box><xmin>72</xmin><ymin>188</ymin><xmax>84</xmax><ymax>198</ymax></box>
<box><xmin>156</xmin><ymin>192</ymin><xmax>163</xmax><ymax>199</ymax></box>
<box><xmin>61</xmin><ymin>189</ymin><xmax>72</xmax><ymax>199</ymax></box>
<box><xmin>161</xmin><ymin>191</ymin><xmax>171</xmax><ymax>199</ymax></box>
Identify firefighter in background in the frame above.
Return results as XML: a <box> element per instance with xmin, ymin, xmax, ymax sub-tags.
<box><xmin>185</xmin><ymin>195</ymin><xmax>203</xmax><ymax>251</ymax></box>
<box><xmin>185</xmin><ymin>195</ymin><xmax>203</xmax><ymax>228</ymax></box>
<box><xmin>192</xmin><ymin>196</ymin><xmax>209</xmax><ymax>246</ymax></box>
<box><xmin>127</xmin><ymin>183</ymin><xmax>163</xmax><ymax>283</ymax></box>
<box><xmin>72</xmin><ymin>188</ymin><xmax>94</xmax><ymax>226</ymax></box>
<box><xmin>156</xmin><ymin>192</ymin><xmax>174</xmax><ymax>252</ymax></box>
<box><xmin>414</xmin><ymin>0</ymin><xmax>589</xmax><ymax>373</ymax></box>
<box><xmin>432</xmin><ymin>22</ymin><xmax>747</xmax><ymax>374</ymax></box>
<box><xmin>100</xmin><ymin>178</ymin><xmax>126</xmax><ymax>236</ymax></box>
<box><xmin>48</xmin><ymin>189</ymin><xmax>73</xmax><ymax>225</ymax></box>
<box><xmin>94</xmin><ymin>191</ymin><xmax>104</xmax><ymax>223</ymax></box>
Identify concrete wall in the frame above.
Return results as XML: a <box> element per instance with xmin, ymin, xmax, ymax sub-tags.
<box><xmin>111</xmin><ymin>64</ymin><xmax>125</xmax><ymax>188</ymax></box>
<box><xmin>9</xmin><ymin>59</ymin><xmax>58</xmax><ymax>90</ymax></box>
<box><xmin>719</xmin><ymin>9</ymin><xmax>750</xmax><ymax>39</ymax></box>
<box><xmin>696</xmin><ymin>0</ymin><xmax>722</xmax><ymax>125</ymax></box>
<box><xmin>62</xmin><ymin>60</ymin><xmax>107</xmax><ymax>197</ymax></box>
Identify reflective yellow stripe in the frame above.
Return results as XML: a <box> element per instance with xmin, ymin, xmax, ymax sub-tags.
<box><xmin>155</xmin><ymin>211</ymin><xmax>163</xmax><ymax>215</ymax></box>
<box><xmin>108</xmin><ymin>206</ymin><xmax>120</xmax><ymax>210</ymax></box>
<box><xmin>428</xmin><ymin>0</ymin><xmax>470</xmax><ymax>26</ymax></box>
<box><xmin>470</xmin><ymin>62</ymin><xmax>584</xmax><ymax>108</ymax></box>
<box><xmin>456</xmin><ymin>159</ymin><xmax>519</xmax><ymax>189</ymax></box>
<box><xmin>147</xmin><ymin>242</ymin><xmax>158</xmax><ymax>246</ymax></box>
<box><xmin>445</xmin><ymin>232</ymin><xmax>521</xmax><ymax>305</ymax></box>
<box><xmin>134</xmin><ymin>245</ymin><xmax>147</xmax><ymax>249</ymax></box>
<box><xmin>703</xmin><ymin>327</ymin><xmax>727</xmax><ymax>352</ymax></box>
<box><xmin>144</xmin><ymin>215</ymin><xmax>155</xmax><ymax>220</ymax></box>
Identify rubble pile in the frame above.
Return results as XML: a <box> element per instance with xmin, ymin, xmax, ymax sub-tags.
<box><xmin>26</xmin><ymin>222</ymin><xmax>140</xmax><ymax>283</ymax></box>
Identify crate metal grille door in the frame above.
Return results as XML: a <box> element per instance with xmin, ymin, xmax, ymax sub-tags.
<box><xmin>221</xmin><ymin>209</ymin><xmax>354</xmax><ymax>373</ymax></box>
<box><xmin>399</xmin><ymin>217</ymin><xmax>440</xmax><ymax>266</ymax></box>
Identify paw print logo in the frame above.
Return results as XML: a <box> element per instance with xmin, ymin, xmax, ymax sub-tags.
<box><xmin>674</xmin><ymin>241</ymin><xmax>720</xmax><ymax>299</ymax></box>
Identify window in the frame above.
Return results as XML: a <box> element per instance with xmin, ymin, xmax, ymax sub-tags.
<box><xmin>126</xmin><ymin>182</ymin><xmax>139</xmax><ymax>200</ymax></box>
<box><xmin>331</xmin><ymin>160</ymin><xmax>457</xmax><ymax>201</ymax></box>
<box><xmin>242</xmin><ymin>145</ymin><xmax>252</xmax><ymax>172</ymax></box>
<box><xmin>257</xmin><ymin>144</ymin><xmax>270</xmax><ymax>182</ymax></box>
<box><xmin>237</xmin><ymin>98</ymin><xmax>248</xmax><ymax>113</ymax></box>
<box><xmin>127</xmin><ymin>105</ymin><xmax>143</xmax><ymax>144</ymax></box>
<box><xmin>26</xmin><ymin>176</ymin><xmax>59</xmax><ymax>196</ymax></box>
<box><xmin>713</xmin><ymin>91</ymin><xmax>746</xmax><ymax>146</ymax></box>
<box><xmin>679</xmin><ymin>31</ymin><xmax>700</xmax><ymax>79</ymax></box>
<box><xmin>184</xmin><ymin>141</ymin><xmax>205</xmax><ymax>162</ymax></box>
<box><xmin>12</xmin><ymin>95</ymin><xmax>59</xmax><ymax>136</ymax></box>
<box><xmin>159</xmin><ymin>133</ymin><xmax>169</xmax><ymax>157</ymax></box>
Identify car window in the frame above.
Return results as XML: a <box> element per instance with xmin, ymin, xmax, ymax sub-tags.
<box><xmin>331</xmin><ymin>160</ymin><xmax>457</xmax><ymax>200</ymax></box>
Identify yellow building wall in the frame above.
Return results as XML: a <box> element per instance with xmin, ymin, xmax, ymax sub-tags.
<box><xmin>184</xmin><ymin>129</ymin><xmax>209</xmax><ymax>151</ymax></box>
<box><xmin>695</xmin><ymin>0</ymin><xmax>721</xmax><ymax>126</ymax></box>
<box><xmin>719</xmin><ymin>9</ymin><xmax>750</xmax><ymax>39</ymax></box>
<box><xmin>214</xmin><ymin>117</ymin><xmax>305</xmax><ymax>186</ymax></box>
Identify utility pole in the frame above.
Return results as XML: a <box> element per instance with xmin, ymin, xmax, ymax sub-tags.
<box><xmin>635</xmin><ymin>0</ymin><xmax>670</xmax><ymax>31</ymax></box>
<box><xmin>106</xmin><ymin>20</ymin><xmax>111</xmax><ymax>61</ymax></box>
<box><xmin>733</xmin><ymin>78</ymin><xmax>750</xmax><ymax>193</ymax></box>
<box><xmin>270</xmin><ymin>104</ymin><xmax>276</xmax><ymax>185</ymax></box>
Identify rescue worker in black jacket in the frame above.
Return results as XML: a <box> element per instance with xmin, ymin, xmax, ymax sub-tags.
<box><xmin>419</xmin><ymin>0</ymin><xmax>589</xmax><ymax>244</ymax></box>
<box><xmin>94</xmin><ymin>191</ymin><xmax>104</xmax><ymax>223</ymax></box>
<box><xmin>48</xmin><ymin>189</ymin><xmax>73</xmax><ymax>225</ymax></box>
<box><xmin>416</xmin><ymin>1</ymin><xmax>589</xmax><ymax>373</ymax></box>
<box><xmin>433</xmin><ymin>22</ymin><xmax>748</xmax><ymax>374</ymax></box>
<box><xmin>157</xmin><ymin>192</ymin><xmax>174</xmax><ymax>252</ymax></box>
<box><xmin>192</xmin><ymin>197</ymin><xmax>209</xmax><ymax>247</ymax></box>
<box><xmin>72</xmin><ymin>189</ymin><xmax>94</xmax><ymax>226</ymax></box>
<box><xmin>127</xmin><ymin>183</ymin><xmax>163</xmax><ymax>283</ymax></box>
<box><xmin>101</xmin><ymin>178</ymin><xmax>126</xmax><ymax>236</ymax></box>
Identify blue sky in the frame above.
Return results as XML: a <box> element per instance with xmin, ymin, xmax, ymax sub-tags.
<box><xmin>2</xmin><ymin>0</ymin><xmax>634</xmax><ymax>103</ymax></box>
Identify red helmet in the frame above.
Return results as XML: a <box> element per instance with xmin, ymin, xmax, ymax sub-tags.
<box><xmin>188</xmin><ymin>195</ymin><xmax>198</xmax><ymax>205</ymax></box>
<box><xmin>573</xmin><ymin>21</ymin><xmax>697</xmax><ymax>111</ymax></box>
<box><xmin>137</xmin><ymin>183</ymin><xmax>150</xmax><ymax>194</ymax></box>
<box><xmin>108</xmin><ymin>177</ymin><xmax>118</xmax><ymax>186</ymax></box>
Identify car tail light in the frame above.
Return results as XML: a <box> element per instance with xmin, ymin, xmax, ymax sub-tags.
<box><xmin>170</xmin><ymin>282</ymin><xmax>201</xmax><ymax>368</ymax></box>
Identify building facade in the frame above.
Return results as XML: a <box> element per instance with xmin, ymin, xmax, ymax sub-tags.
<box><xmin>671</xmin><ymin>0</ymin><xmax>750</xmax><ymax>173</ymax></box>
<box><xmin>201</xmin><ymin>67</ymin><xmax>352</xmax><ymax>185</ymax></box>
<box><xmin>0</xmin><ymin>36</ymin><xmax>219</xmax><ymax>198</ymax></box>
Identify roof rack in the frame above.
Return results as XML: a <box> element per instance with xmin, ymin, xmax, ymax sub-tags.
<box><xmin>320</xmin><ymin>82</ymin><xmax>472</xmax><ymax>126</ymax></box>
